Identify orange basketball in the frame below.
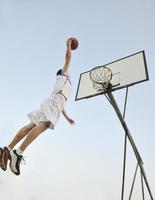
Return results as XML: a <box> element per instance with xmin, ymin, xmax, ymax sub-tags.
<box><xmin>71</xmin><ymin>38</ymin><xmax>79</xmax><ymax>50</ymax></box>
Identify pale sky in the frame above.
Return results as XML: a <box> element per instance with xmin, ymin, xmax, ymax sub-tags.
<box><xmin>0</xmin><ymin>0</ymin><xmax>155</xmax><ymax>200</ymax></box>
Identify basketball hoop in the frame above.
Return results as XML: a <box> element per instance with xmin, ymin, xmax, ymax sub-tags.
<box><xmin>89</xmin><ymin>66</ymin><xmax>112</xmax><ymax>91</ymax></box>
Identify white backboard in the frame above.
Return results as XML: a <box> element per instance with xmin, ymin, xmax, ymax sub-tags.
<box><xmin>75</xmin><ymin>51</ymin><xmax>149</xmax><ymax>101</ymax></box>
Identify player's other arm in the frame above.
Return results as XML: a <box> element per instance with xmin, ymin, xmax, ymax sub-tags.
<box><xmin>62</xmin><ymin>109</ymin><xmax>75</xmax><ymax>125</ymax></box>
<box><xmin>61</xmin><ymin>38</ymin><xmax>72</xmax><ymax>75</ymax></box>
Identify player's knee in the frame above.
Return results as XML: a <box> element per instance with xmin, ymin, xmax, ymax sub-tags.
<box><xmin>43</xmin><ymin>121</ymin><xmax>51</xmax><ymax>128</ymax></box>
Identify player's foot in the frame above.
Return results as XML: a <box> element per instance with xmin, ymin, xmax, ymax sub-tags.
<box><xmin>10</xmin><ymin>150</ymin><xmax>23</xmax><ymax>175</ymax></box>
<box><xmin>0</xmin><ymin>147</ymin><xmax>10</xmax><ymax>171</ymax></box>
<box><xmin>2</xmin><ymin>147</ymin><xmax>10</xmax><ymax>171</ymax></box>
<box><xmin>0</xmin><ymin>147</ymin><xmax>5</xmax><ymax>170</ymax></box>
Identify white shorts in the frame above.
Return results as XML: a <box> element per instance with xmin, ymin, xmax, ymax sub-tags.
<box><xmin>28</xmin><ymin>94</ymin><xmax>65</xmax><ymax>129</ymax></box>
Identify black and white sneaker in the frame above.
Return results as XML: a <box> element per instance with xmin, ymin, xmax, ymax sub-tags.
<box><xmin>10</xmin><ymin>150</ymin><xmax>24</xmax><ymax>175</ymax></box>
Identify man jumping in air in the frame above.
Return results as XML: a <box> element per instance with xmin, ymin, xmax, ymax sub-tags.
<box><xmin>0</xmin><ymin>38</ymin><xmax>77</xmax><ymax>175</ymax></box>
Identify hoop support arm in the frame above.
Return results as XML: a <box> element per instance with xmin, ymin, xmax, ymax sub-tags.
<box><xmin>106</xmin><ymin>90</ymin><xmax>154</xmax><ymax>200</ymax></box>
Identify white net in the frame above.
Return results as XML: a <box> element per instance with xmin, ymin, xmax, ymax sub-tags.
<box><xmin>89</xmin><ymin>66</ymin><xmax>112</xmax><ymax>91</ymax></box>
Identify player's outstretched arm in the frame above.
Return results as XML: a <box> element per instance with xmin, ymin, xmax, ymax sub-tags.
<box><xmin>62</xmin><ymin>38</ymin><xmax>72</xmax><ymax>75</ymax></box>
<box><xmin>62</xmin><ymin>109</ymin><xmax>75</xmax><ymax>125</ymax></box>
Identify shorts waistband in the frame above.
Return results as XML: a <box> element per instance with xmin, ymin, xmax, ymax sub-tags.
<box><xmin>56</xmin><ymin>92</ymin><xmax>67</xmax><ymax>101</ymax></box>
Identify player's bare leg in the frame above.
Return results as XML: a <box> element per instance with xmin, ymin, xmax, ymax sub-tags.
<box><xmin>9</xmin><ymin>121</ymin><xmax>51</xmax><ymax>175</ymax></box>
<box><xmin>8</xmin><ymin>122</ymin><xmax>36</xmax><ymax>150</ymax></box>
<box><xmin>19</xmin><ymin>121</ymin><xmax>51</xmax><ymax>151</ymax></box>
<box><xmin>0</xmin><ymin>122</ymin><xmax>36</xmax><ymax>171</ymax></box>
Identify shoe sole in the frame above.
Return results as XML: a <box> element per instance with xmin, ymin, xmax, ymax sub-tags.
<box><xmin>0</xmin><ymin>148</ymin><xmax>6</xmax><ymax>171</ymax></box>
<box><xmin>3</xmin><ymin>147</ymin><xmax>10</xmax><ymax>171</ymax></box>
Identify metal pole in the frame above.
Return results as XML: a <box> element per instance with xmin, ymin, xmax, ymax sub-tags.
<box><xmin>128</xmin><ymin>163</ymin><xmax>139</xmax><ymax>200</ymax></box>
<box><xmin>121</xmin><ymin>87</ymin><xmax>129</xmax><ymax>200</ymax></box>
<box><xmin>106</xmin><ymin>91</ymin><xmax>154</xmax><ymax>200</ymax></box>
<box><xmin>140</xmin><ymin>168</ymin><xmax>145</xmax><ymax>200</ymax></box>
<box><xmin>121</xmin><ymin>133</ymin><xmax>127</xmax><ymax>200</ymax></box>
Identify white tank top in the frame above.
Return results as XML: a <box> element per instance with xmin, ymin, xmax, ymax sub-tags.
<box><xmin>52</xmin><ymin>75</ymin><xmax>71</xmax><ymax>100</ymax></box>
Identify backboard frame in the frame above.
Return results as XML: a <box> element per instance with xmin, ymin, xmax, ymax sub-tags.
<box><xmin>75</xmin><ymin>50</ymin><xmax>149</xmax><ymax>101</ymax></box>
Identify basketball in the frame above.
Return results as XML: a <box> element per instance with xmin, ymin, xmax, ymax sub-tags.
<box><xmin>71</xmin><ymin>38</ymin><xmax>79</xmax><ymax>50</ymax></box>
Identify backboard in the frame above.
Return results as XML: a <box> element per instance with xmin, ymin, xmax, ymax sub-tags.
<box><xmin>75</xmin><ymin>51</ymin><xmax>149</xmax><ymax>101</ymax></box>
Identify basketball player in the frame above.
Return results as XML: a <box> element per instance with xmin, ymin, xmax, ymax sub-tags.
<box><xmin>0</xmin><ymin>38</ymin><xmax>77</xmax><ymax>175</ymax></box>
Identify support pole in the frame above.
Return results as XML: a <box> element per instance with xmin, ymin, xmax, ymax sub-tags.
<box><xmin>128</xmin><ymin>163</ymin><xmax>139</xmax><ymax>200</ymax></box>
<box><xmin>140</xmin><ymin>168</ymin><xmax>145</xmax><ymax>200</ymax></box>
<box><xmin>121</xmin><ymin>87</ymin><xmax>129</xmax><ymax>200</ymax></box>
<box><xmin>106</xmin><ymin>91</ymin><xmax>154</xmax><ymax>200</ymax></box>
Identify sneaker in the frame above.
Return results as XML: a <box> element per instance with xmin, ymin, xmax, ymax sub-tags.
<box><xmin>0</xmin><ymin>147</ymin><xmax>5</xmax><ymax>170</ymax></box>
<box><xmin>10</xmin><ymin>150</ymin><xmax>23</xmax><ymax>175</ymax></box>
<box><xmin>3</xmin><ymin>147</ymin><xmax>10</xmax><ymax>171</ymax></box>
<box><xmin>0</xmin><ymin>147</ymin><xmax>10</xmax><ymax>171</ymax></box>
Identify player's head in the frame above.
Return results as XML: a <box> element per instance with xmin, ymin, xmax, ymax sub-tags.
<box><xmin>56</xmin><ymin>69</ymin><xmax>62</xmax><ymax>76</ymax></box>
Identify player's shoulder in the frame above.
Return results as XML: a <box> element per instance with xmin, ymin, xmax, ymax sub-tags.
<box><xmin>58</xmin><ymin>73</ymin><xmax>70</xmax><ymax>79</ymax></box>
